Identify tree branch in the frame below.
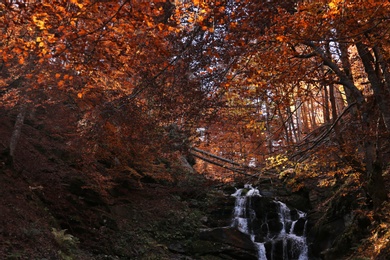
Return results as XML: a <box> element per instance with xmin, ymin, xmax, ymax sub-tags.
<box><xmin>290</xmin><ymin>102</ymin><xmax>357</xmax><ymax>160</ymax></box>
<box><xmin>191</xmin><ymin>147</ymin><xmax>242</xmax><ymax>166</ymax></box>
<box><xmin>190</xmin><ymin>152</ymin><xmax>254</xmax><ymax>177</ymax></box>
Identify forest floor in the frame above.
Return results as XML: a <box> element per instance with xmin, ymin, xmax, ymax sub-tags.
<box><xmin>1</xmin><ymin>106</ymin><xmax>231</xmax><ymax>259</ymax></box>
<box><xmin>0</xmin><ymin>150</ymin><xmax>219</xmax><ymax>259</ymax></box>
<box><xmin>1</xmin><ymin>106</ymin><xmax>390</xmax><ymax>259</ymax></box>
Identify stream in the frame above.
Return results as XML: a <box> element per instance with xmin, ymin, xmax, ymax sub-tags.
<box><xmin>231</xmin><ymin>184</ymin><xmax>308</xmax><ymax>260</ymax></box>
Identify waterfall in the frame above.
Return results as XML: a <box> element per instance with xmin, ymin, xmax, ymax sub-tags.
<box><xmin>231</xmin><ymin>184</ymin><xmax>308</xmax><ymax>260</ymax></box>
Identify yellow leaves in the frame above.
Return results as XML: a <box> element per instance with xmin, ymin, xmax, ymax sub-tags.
<box><xmin>70</xmin><ymin>0</ymin><xmax>85</xmax><ymax>9</ymax></box>
<box><xmin>326</xmin><ymin>0</ymin><xmax>344</xmax><ymax>17</ymax></box>
<box><xmin>245</xmin><ymin>119</ymin><xmax>264</xmax><ymax>131</ymax></box>
<box><xmin>145</xmin><ymin>20</ymin><xmax>154</xmax><ymax>28</ymax></box>
<box><xmin>328</xmin><ymin>0</ymin><xmax>342</xmax><ymax>11</ymax></box>
<box><xmin>318</xmin><ymin>178</ymin><xmax>336</xmax><ymax>188</ymax></box>
<box><xmin>265</xmin><ymin>154</ymin><xmax>289</xmax><ymax>169</ymax></box>
<box><xmin>32</xmin><ymin>14</ymin><xmax>48</xmax><ymax>30</ymax></box>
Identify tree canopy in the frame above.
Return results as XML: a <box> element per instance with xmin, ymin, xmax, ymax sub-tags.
<box><xmin>1</xmin><ymin>0</ymin><xmax>390</xmax><ymax>204</ymax></box>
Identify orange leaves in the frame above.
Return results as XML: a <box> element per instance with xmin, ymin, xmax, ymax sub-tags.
<box><xmin>18</xmin><ymin>56</ymin><xmax>25</xmax><ymax>65</ymax></box>
<box><xmin>276</xmin><ymin>35</ymin><xmax>287</xmax><ymax>42</ymax></box>
<box><xmin>37</xmin><ymin>74</ymin><xmax>46</xmax><ymax>84</ymax></box>
<box><xmin>57</xmin><ymin>80</ymin><xmax>65</xmax><ymax>88</ymax></box>
<box><xmin>145</xmin><ymin>19</ymin><xmax>155</xmax><ymax>28</ymax></box>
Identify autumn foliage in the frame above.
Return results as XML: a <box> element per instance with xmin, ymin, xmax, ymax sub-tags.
<box><xmin>1</xmin><ymin>0</ymin><xmax>390</xmax><ymax>200</ymax></box>
<box><xmin>1</xmin><ymin>1</ymin><xmax>390</xmax><ymax>259</ymax></box>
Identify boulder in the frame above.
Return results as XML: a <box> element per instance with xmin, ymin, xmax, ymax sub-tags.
<box><xmin>199</xmin><ymin>227</ymin><xmax>256</xmax><ymax>251</ymax></box>
<box><xmin>189</xmin><ymin>227</ymin><xmax>257</xmax><ymax>260</ymax></box>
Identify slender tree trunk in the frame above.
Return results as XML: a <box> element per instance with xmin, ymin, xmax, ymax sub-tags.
<box><xmin>334</xmin><ymin>86</ymin><xmax>345</xmax><ymax>114</ymax></box>
<box><xmin>309</xmin><ymin>98</ymin><xmax>317</xmax><ymax>128</ymax></box>
<box><xmin>278</xmin><ymin>106</ymin><xmax>290</xmax><ymax>146</ymax></box>
<box><xmin>296</xmin><ymin>98</ymin><xmax>302</xmax><ymax>142</ymax></box>
<box><xmin>287</xmin><ymin>105</ymin><xmax>298</xmax><ymax>142</ymax></box>
<box><xmin>323</xmin><ymin>85</ymin><xmax>330</xmax><ymax>123</ymax></box>
<box><xmin>266</xmin><ymin>101</ymin><xmax>274</xmax><ymax>153</ymax></box>
<box><xmin>10</xmin><ymin>105</ymin><xmax>27</xmax><ymax>162</ymax></box>
<box><xmin>301</xmin><ymin>101</ymin><xmax>310</xmax><ymax>133</ymax></box>
<box><xmin>338</xmin><ymin>40</ymin><xmax>359</xmax><ymax>111</ymax></box>
<box><xmin>329</xmin><ymin>84</ymin><xmax>343</xmax><ymax>144</ymax></box>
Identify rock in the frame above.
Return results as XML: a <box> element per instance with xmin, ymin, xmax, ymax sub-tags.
<box><xmin>169</xmin><ymin>242</ymin><xmax>187</xmax><ymax>253</ymax></box>
<box><xmin>179</xmin><ymin>155</ymin><xmax>195</xmax><ymax>174</ymax></box>
<box><xmin>250</xmin><ymin>197</ymin><xmax>283</xmax><ymax>238</ymax></box>
<box><xmin>307</xmin><ymin>188</ymin><xmax>369</xmax><ymax>259</ymax></box>
<box><xmin>199</xmin><ymin>227</ymin><xmax>256</xmax><ymax>251</ymax></box>
<box><xmin>193</xmin><ymin>227</ymin><xmax>258</xmax><ymax>259</ymax></box>
<box><xmin>205</xmin><ymin>194</ymin><xmax>235</xmax><ymax>227</ymax></box>
<box><xmin>200</xmin><ymin>216</ymin><xmax>208</xmax><ymax>224</ymax></box>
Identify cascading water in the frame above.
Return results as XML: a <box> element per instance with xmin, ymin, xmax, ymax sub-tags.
<box><xmin>231</xmin><ymin>184</ymin><xmax>308</xmax><ymax>260</ymax></box>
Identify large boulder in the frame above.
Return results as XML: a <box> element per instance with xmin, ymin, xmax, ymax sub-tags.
<box><xmin>199</xmin><ymin>227</ymin><xmax>256</xmax><ymax>251</ymax></box>
<box><xmin>188</xmin><ymin>227</ymin><xmax>258</xmax><ymax>260</ymax></box>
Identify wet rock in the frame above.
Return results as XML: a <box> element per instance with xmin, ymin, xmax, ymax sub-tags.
<box><xmin>250</xmin><ymin>197</ymin><xmax>283</xmax><ymax>238</ymax></box>
<box><xmin>192</xmin><ymin>227</ymin><xmax>258</xmax><ymax>260</ymax></box>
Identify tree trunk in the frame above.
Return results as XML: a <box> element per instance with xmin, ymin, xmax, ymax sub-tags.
<box><xmin>307</xmin><ymin>40</ymin><xmax>387</xmax><ymax>207</ymax></box>
<box><xmin>323</xmin><ymin>85</ymin><xmax>330</xmax><ymax>123</ymax></box>
<box><xmin>301</xmin><ymin>100</ymin><xmax>310</xmax><ymax>133</ymax></box>
<box><xmin>329</xmin><ymin>84</ymin><xmax>343</xmax><ymax>143</ymax></box>
<box><xmin>362</xmin><ymin>121</ymin><xmax>388</xmax><ymax>208</ymax></box>
<box><xmin>334</xmin><ymin>85</ymin><xmax>345</xmax><ymax>114</ymax></box>
<box><xmin>266</xmin><ymin>101</ymin><xmax>274</xmax><ymax>153</ymax></box>
<box><xmin>356</xmin><ymin>42</ymin><xmax>390</xmax><ymax>131</ymax></box>
<box><xmin>296</xmin><ymin>98</ymin><xmax>303</xmax><ymax>141</ymax></box>
<box><xmin>373</xmin><ymin>45</ymin><xmax>390</xmax><ymax>91</ymax></box>
<box><xmin>309</xmin><ymin>98</ymin><xmax>317</xmax><ymax>128</ymax></box>
<box><xmin>9</xmin><ymin>105</ymin><xmax>27</xmax><ymax>163</ymax></box>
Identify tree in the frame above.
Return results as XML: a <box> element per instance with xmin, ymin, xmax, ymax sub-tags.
<box><xmin>210</xmin><ymin>0</ymin><xmax>390</xmax><ymax>206</ymax></box>
<box><xmin>0</xmin><ymin>0</ymin><xmax>224</xmax><ymax>172</ymax></box>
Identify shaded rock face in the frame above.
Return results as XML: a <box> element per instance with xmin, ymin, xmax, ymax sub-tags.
<box><xmin>306</xmin><ymin>187</ymin><xmax>371</xmax><ymax>259</ymax></box>
<box><xmin>194</xmin><ymin>227</ymin><xmax>258</xmax><ymax>260</ymax></box>
<box><xmin>185</xmin><ymin>190</ymin><xmax>258</xmax><ymax>259</ymax></box>
<box><xmin>250</xmin><ymin>197</ymin><xmax>284</xmax><ymax>240</ymax></box>
<box><xmin>199</xmin><ymin>227</ymin><xmax>256</xmax><ymax>251</ymax></box>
